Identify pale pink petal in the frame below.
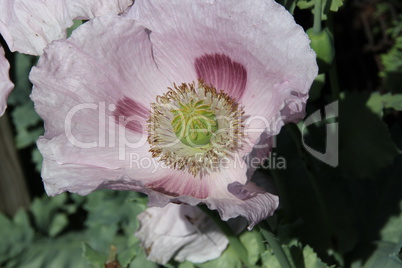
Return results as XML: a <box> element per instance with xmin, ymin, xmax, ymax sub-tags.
<box><xmin>0</xmin><ymin>46</ymin><xmax>13</xmax><ymax>116</ymax></box>
<box><xmin>135</xmin><ymin>204</ymin><xmax>228</xmax><ymax>264</ymax></box>
<box><xmin>143</xmin><ymin>134</ymin><xmax>267</xmax><ymax>201</ymax></box>
<box><xmin>128</xmin><ymin>0</ymin><xmax>317</xmax><ymax>137</ymax></box>
<box><xmin>143</xmin><ymin>142</ymin><xmax>277</xmax><ymax>229</ymax></box>
<box><xmin>39</xmin><ymin>157</ymin><xmax>171</xmax><ymax>196</ymax></box>
<box><xmin>206</xmin><ymin>168</ymin><xmax>278</xmax><ymax>230</ymax></box>
<box><xmin>30</xmin><ymin>14</ymin><xmax>168</xmax><ymax>138</ymax></box>
<box><xmin>0</xmin><ymin>0</ymin><xmax>133</xmax><ymax>55</ymax></box>
<box><xmin>207</xmin><ymin>164</ymin><xmax>278</xmax><ymax>230</ymax></box>
<box><xmin>30</xmin><ymin>15</ymin><xmax>170</xmax><ymax>195</ymax></box>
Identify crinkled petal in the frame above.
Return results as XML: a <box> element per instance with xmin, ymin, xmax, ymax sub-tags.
<box><xmin>128</xmin><ymin>0</ymin><xmax>317</xmax><ymax>136</ymax></box>
<box><xmin>40</xmin><ymin>158</ymin><xmax>140</xmax><ymax>196</ymax></box>
<box><xmin>142</xmin><ymin>142</ymin><xmax>278</xmax><ymax>229</ymax></box>
<box><xmin>135</xmin><ymin>203</ymin><xmax>228</xmax><ymax>264</ymax></box>
<box><xmin>0</xmin><ymin>46</ymin><xmax>13</xmax><ymax>116</ymax></box>
<box><xmin>0</xmin><ymin>0</ymin><xmax>133</xmax><ymax>55</ymax></box>
<box><xmin>224</xmin><ymin>181</ymin><xmax>278</xmax><ymax>230</ymax></box>
<box><xmin>212</xmin><ymin>140</ymin><xmax>279</xmax><ymax>229</ymax></box>
<box><xmin>30</xmin><ymin>15</ymin><xmax>170</xmax><ymax>195</ymax></box>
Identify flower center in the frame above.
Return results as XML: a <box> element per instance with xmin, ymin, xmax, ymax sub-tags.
<box><xmin>171</xmin><ymin>100</ymin><xmax>218</xmax><ymax>147</ymax></box>
<box><xmin>147</xmin><ymin>81</ymin><xmax>244</xmax><ymax>176</ymax></box>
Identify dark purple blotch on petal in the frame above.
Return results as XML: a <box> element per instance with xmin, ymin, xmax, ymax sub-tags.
<box><xmin>195</xmin><ymin>54</ymin><xmax>247</xmax><ymax>100</ymax></box>
<box><xmin>227</xmin><ymin>181</ymin><xmax>266</xmax><ymax>200</ymax></box>
<box><xmin>114</xmin><ymin>97</ymin><xmax>148</xmax><ymax>133</ymax></box>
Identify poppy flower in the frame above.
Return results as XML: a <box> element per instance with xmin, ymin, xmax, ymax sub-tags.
<box><xmin>30</xmin><ymin>0</ymin><xmax>317</xmax><ymax>229</ymax></box>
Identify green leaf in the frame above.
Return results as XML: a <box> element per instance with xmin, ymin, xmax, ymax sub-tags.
<box><xmin>261</xmin><ymin>250</ymin><xmax>282</xmax><ymax>268</ymax></box>
<box><xmin>11</xmin><ymin>101</ymin><xmax>41</xmax><ymax>130</ymax></box>
<box><xmin>32</xmin><ymin>147</ymin><xmax>43</xmax><ymax>172</ymax></box>
<box><xmin>339</xmin><ymin>92</ymin><xmax>399</xmax><ymax>179</ymax></box>
<box><xmin>84</xmin><ymin>190</ymin><xmax>146</xmax><ymax>229</ymax></box>
<box><xmin>297</xmin><ymin>0</ymin><xmax>344</xmax><ymax>18</ymax></box>
<box><xmin>117</xmin><ymin>245</ymin><xmax>137</xmax><ymax>268</ymax></box>
<box><xmin>11</xmin><ymin>100</ymin><xmax>43</xmax><ymax>148</ymax></box>
<box><xmin>196</xmin><ymin>246</ymin><xmax>241</xmax><ymax>268</ymax></box>
<box><xmin>14</xmin><ymin>127</ymin><xmax>43</xmax><ymax>148</ymax></box>
<box><xmin>82</xmin><ymin>243</ymin><xmax>108</xmax><ymax>268</ymax></box>
<box><xmin>178</xmin><ymin>262</ymin><xmax>196</xmax><ymax>268</ymax></box>
<box><xmin>30</xmin><ymin>194</ymin><xmax>68</xmax><ymax>235</ymax></box>
<box><xmin>380</xmin><ymin>201</ymin><xmax>402</xmax><ymax>243</ymax></box>
<box><xmin>262</xmin><ymin>244</ymin><xmax>333</xmax><ymax>268</ymax></box>
<box><xmin>239</xmin><ymin>229</ymin><xmax>265</xmax><ymax>265</ymax></box>
<box><xmin>366</xmin><ymin>92</ymin><xmax>402</xmax><ymax>117</ymax></box>
<box><xmin>328</xmin><ymin>0</ymin><xmax>344</xmax><ymax>12</ymax></box>
<box><xmin>48</xmin><ymin>213</ymin><xmax>69</xmax><ymax>237</ymax></box>
<box><xmin>84</xmin><ymin>228</ymin><xmax>140</xmax><ymax>267</ymax></box>
<box><xmin>7</xmin><ymin>53</ymin><xmax>37</xmax><ymax>106</ymax></box>
<box><xmin>129</xmin><ymin>247</ymin><xmax>159</xmax><ymax>268</ymax></box>
<box><xmin>67</xmin><ymin>20</ymin><xmax>84</xmax><ymax>37</ymax></box>
<box><xmin>0</xmin><ymin>192</ymin><xmax>143</xmax><ymax>268</ymax></box>
<box><xmin>5</xmin><ymin>232</ymin><xmax>87</xmax><ymax>268</ymax></box>
<box><xmin>302</xmin><ymin>245</ymin><xmax>333</xmax><ymax>268</ymax></box>
<box><xmin>297</xmin><ymin>0</ymin><xmax>314</xmax><ymax>9</ymax></box>
<box><xmin>70</xmin><ymin>193</ymin><xmax>87</xmax><ymax>206</ymax></box>
<box><xmin>7</xmin><ymin>52</ymin><xmax>44</xmax><ymax>172</ymax></box>
<box><xmin>83</xmin><ymin>191</ymin><xmax>147</xmax><ymax>258</ymax></box>
<box><xmin>0</xmin><ymin>210</ymin><xmax>34</xmax><ymax>264</ymax></box>
<box><xmin>85</xmin><ymin>224</ymin><xmax>118</xmax><ymax>253</ymax></box>
<box><xmin>379</xmin><ymin>37</ymin><xmax>402</xmax><ymax>94</ymax></box>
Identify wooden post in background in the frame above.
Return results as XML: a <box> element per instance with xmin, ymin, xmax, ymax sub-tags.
<box><xmin>0</xmin><ymin>113</ymin><xmax>30</xmax><ymax>216</ymax></box>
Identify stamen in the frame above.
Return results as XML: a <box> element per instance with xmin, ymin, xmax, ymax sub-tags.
<box><xmin>147</xmin><ymin>80</ymin><xmax>245</xmax><ymax>176</ymax></box>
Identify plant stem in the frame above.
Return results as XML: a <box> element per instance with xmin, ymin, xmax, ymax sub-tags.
<box><xmin>0</xmin><ymin>114</ymin><xmax>30</xmax><ymax>216</ymax></box>
<box><xmin>198</xmin><ymin>205</ymin><xmax>255</xmax><ymax>268</ymax></box>
<box><xmin>313</xmin><ymin>0</ymin><xmax>322</xmax><ymax>34</ymax></box>
<box><xmin>258</xmin><ymin>222</ymin><xmax>292</xmax><ymax>268</ymax></box>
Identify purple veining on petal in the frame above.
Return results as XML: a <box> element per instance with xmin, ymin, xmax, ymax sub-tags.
<box><xmin>114</xmin><ymin>97</ymin><xmax>148</xmax><ymax>133</ymax></box>
<box><xmin>194</xmin><ymin>54</ymin><xmax>247</xmax><ymax>100</ymax></box>
<box><xmin>146</xmin><ymin>176</ymin><xmax>209</xmax><ymax>199</ymax></box>
<box><xmin>228</xmin><ymin>181</ymin><xmax>267</xmax><ymax>200</ymax></box>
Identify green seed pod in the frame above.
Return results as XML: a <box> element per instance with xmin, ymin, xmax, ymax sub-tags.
<box><xmin>307</xmin><ymin>28</ymin><xmax>335</xmax><ymax>74</ymax></box>
<box><xmin>171</xmin><ymin>100</ymin><xmax>219</xmax><ymax>147</ymax></box>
